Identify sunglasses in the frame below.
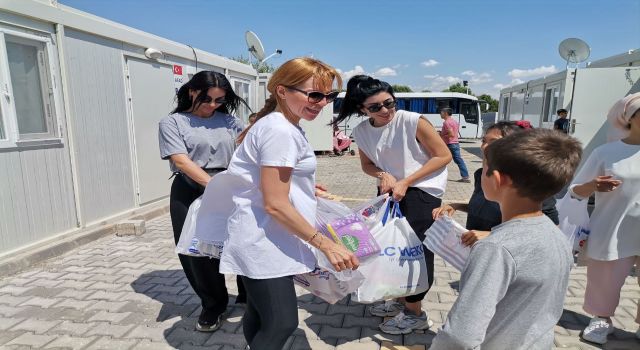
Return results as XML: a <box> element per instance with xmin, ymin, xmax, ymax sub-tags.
<box><xmin>202</xmin><ymin>96</ymin><xmax>226</xmax><ymax>105</ymax></box>
<box><xmin>286</xmin><ymin>86</ymin><xmax>339</xmax><ymax>104</ymax></box>
<box><xmin>365</xmin><ymin>99</ymin><xmax>396</xmax><ymax>113</ymax></box>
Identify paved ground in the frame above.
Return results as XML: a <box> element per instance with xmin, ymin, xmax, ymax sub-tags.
<box><xmin>1</xmin><ymin>141</ymin><xmax>639</xmax><ymax>350</ymax></box>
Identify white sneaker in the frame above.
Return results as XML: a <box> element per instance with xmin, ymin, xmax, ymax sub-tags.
<box><xmin>581</xmin><ymin>317</ymin><xmax>614</xmax><ymax>344</ymax></box>
<box><xmin>369</xmin><ymin>300</ymin><xmax>404</xmax><ymax>317</ymax></box>
<box><xmin>379</xmin><ymin>311</ymin><xmax>433</xmax><ymax>335</ymax></box>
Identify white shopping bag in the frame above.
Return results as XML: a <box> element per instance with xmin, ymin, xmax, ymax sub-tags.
<box><xmin>423</xmin><ymin>216</ymin><xmax>471</xmax><ymax>271</ymax></box>
<box><xmin>351</xmin><ymin>199</ymin><xmax>429</xmax><ymax>304</ymax></box>
<box><xmin>293</xmin><ymin>244</ymin><xmax>365</xmax><ymax>304</ymax></box>
<box><xmin>352</xmin><ymin>194</ymin><xmax>390</xmax><ymax>227</ymax></box>
<box><xmin>556</xmin><ymin>192</ymin><xmax>591</xmax><ymax>252</ymax></box>
<box><xmin>175</xmin><ymin>197</ymin><xmax>208</xmax><ymax>256</ymax></box>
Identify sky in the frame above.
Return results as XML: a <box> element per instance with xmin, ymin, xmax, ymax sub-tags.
<box><xmin>59</xmin><ymin>0</ymin><xmax>640</xmax><ymax>98</ymax></box>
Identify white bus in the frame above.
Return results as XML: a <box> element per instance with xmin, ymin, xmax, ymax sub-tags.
<box><xmin>333</xmin><ymin>92</ymin><xmax>486</xmax><ymax>139</ymax></box>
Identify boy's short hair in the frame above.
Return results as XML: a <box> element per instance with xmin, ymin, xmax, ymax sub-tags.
<box><xmin>484</xmin><ymin>129</ymin><xmax>582</xmax><ymax>202</ymax></box>
<box><xmin>440</xmin><ymin>108</ymin><xmax>453</xmax><ymax>116</ymax></box>
<box><xmin>557</xmin><ymin>108</ymin><xmax>568</xmax><ymax>114</ymax></box>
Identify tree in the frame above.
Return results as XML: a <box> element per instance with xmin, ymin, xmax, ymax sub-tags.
<box><xmin>421</xmin><ymin>89</ymin><xmax>432</xmax><ymax>92</ymax></box>
<box><xmin>478</xmin><ymin>94</ymin><xmax>499</xmax><ymax>112</ymax></box>
<box><xmin>391</xmin><ymin>84</ymin><xmax>413</xmax><ymax>92</ymax></box>
<box><xmin>230</xmin><ymin>55</ymin><xmax>276</xmax><ymax>73</ymax></box>
<box><xmin>443</xmin><ymin>83</ymin><xmax>472</xmax><ymax>95</ymax></box>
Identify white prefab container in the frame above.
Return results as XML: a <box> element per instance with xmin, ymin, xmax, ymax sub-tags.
<box><xmin>0</xmin><ymin>0</ymin><xmax>259</xmax><ymax>258</ymax></box>
<box><xmin>498</xmin><ymin>51</ymin><xmax>640</xmax><ymax>163</ymax></box>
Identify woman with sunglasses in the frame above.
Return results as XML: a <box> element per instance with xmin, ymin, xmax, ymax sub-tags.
<box><xmin>197</xmin><ymin>57</ymin><xmax>358</xmax><ymax>349</ymax></box>
<box><xmin>158</xmin><ymin>71</ymin><xmax>248</xmax><ymax>332</ymax></box>
<box><xmin>333</xmin><ymin>75</ymin><xmax>452</xmax><ymax>335</ymax></box>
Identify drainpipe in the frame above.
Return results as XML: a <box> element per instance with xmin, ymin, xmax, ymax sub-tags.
<box><xmin>55</xmin><ymin>23</ymin><xmax>84</xmax><ymax>228</ymax></box>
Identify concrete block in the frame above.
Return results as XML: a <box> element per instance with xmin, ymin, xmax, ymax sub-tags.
<box><xmin>116</xmin><ymin>220</ymin><xmax>146</xmax><ymax>236</ymax></box>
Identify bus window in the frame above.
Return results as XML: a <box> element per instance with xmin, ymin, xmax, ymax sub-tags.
<box><xmin>459</xmin><ymin>102</ymin><xmax>479</xmax><ymax>124</ymax></box>
<box><xmin>409</xmin><ymin>98</ymin><xmax>428</xmax><ymax>114</ymax></box>
<box><xmin>333</xmin><ymin>98</ymin><xmax>343</xmax><ymax>114</ymax></box>
<box><xmin>435</xmin><ymin>98</ymin><xmax>457</xmax><ymax>114</ymax></box>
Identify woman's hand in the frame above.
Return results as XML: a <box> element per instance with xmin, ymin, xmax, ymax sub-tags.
<box><xmin>461</xmin><ymin>230</ymin><xmax>490</xmax><ymax>247</ymax></box>
<box><xmin>318</xmin><ymin>236</ymin><xmax>359</xmax><ymax>272</ymax></box>
<box><xmin>432</xmin><ymin>204</ymin><xmax>456</xmax><ymax>220</ymax></box>
<box><xmin>379</xmin><ymin>173</ymin><xmax>398</xmax><ymax>194</ymax></box>
<box><xmin>391</xmin><ymin>179</ymin><xmax>410</xmax><ymax>201</ymax></box>
<box><xmin>592</xmin><ymin>176</ymin><xmax>622</xmax><ymax>193</ymax></box>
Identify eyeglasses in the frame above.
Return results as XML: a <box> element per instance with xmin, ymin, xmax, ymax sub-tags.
<box><xmin>202</xmin><ymin>96</ymin><xmax>226</xmax><ymax>105</ymax></box>
<box><xmin>365</xmin><ymin>99</ymin><xmax>396</xmax><ymax>113</ymax></box>
<box><xmin>285</xmin><ymin>86</ymin><xmax>339</xmax><ymax>104</ymax></box>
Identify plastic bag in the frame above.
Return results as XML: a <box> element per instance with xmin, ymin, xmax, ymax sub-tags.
<box><xmin>293</xmin><ymin>244</ymin><xmax>365</xmax><ymax>304</ymax></box>
<box><xmin>352</xmin><ymin>199</ymin><xmax>429</xmax><ymax>303</ymax></box>
<box><xmin>316</xmin><ymin>198</ymin><xmax>380</xmax><ymax>258</ymax></box>
<box><xmin>352</xmin><ymin>194</ymin><xmax>390</xmax><ymax>226</ymax></box>
<box><xmin>423</xmin><ymin>215</ymin><xmax>471</xmax><ymax>271</ymax></box>
<box><xmin>556</xmin><ymin>191</ymin><xmax>591</xmax><ymax>253</ymax></box>
<box><xmin>175</xmin><ymin>197</ymin><xmax>204</xmax><ymax>256</ymax></box>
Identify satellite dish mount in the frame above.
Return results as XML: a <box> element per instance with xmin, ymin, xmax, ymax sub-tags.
<box><xmin>558</xmin><ymin>38</ymin><xmax>591</xmax><ymax>69</ymax></box>
<box><xmin>245</xmin><ymin>31</ymin><xmax>282</xmax><ymax>64</ymax></box>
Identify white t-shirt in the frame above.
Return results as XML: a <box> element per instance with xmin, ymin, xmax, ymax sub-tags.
<box><xmin>570</xmin><ymin>140</ymin><xmax>640</xmax><ymax>261</ymax></box>
<box><xmin>353</xmin><ymin>109</ymin><xmax>448</xmax><ymax>198</ymax></box>
<box><xmin>195</xmin><ymin>112</ymin><xmax>317</xmax><ymax>279</ymax></box>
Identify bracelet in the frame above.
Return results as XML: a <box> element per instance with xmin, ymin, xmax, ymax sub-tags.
<box><xmin>307</xmin><ymin>231</ymin><xmax>320</xmax><ymax>243</ymax></box>
<box><xmin>376</xmin><ymin>171</ymin><xmax>386</xmax><ymax>179</ymax></box>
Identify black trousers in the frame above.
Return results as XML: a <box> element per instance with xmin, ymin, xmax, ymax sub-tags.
<box><xmin>381</xmin><ymin>187</ymin><xmax>440</xmax><ymax>303</ymax></box>
<box><xmin>241</xmin><ymin>275</ymin><xmax>299</xmax><ymax>350</ymax></box>
<box><xmin>169</xmin><ymin>174</ymin><xmax>245</xmax><ymax>318</ymax></box>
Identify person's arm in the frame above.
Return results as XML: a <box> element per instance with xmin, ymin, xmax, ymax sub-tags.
<box><xmin>261</xmin><ymin>166</ymin><xmax>358</xmax><ymax>272</ymax></box>
<box><xmin>391</xmin><ymin>117</ymin><xmax>452</xmax><ymax>200</ymax></box>
<box><xmin>432</xmin><ymin>202</ymin><xmax>469</xmax><ymax>219</ymax></box>
<box><xmin>358</xmin><ymin>149</ymin><xmax>397</xmax><ymax>194</ymax></box>
<box><xmin>541</xmin><ymin>196</ymin><xmax>560</xmax><ymax>225</ymax></box>
<box><xmin>170</xmin><ymin>154</ymin><xmax>211</xmax><ymax>187</ymax></box>
<box><xmin>431</xmin><ymin>242</ymin><xmax>516</xmax><ymax>349</ymax></box>
<box><xmin>569</xmin><ymin>148</ymin><xmax>621</xmax><ymax>199</ymax></box>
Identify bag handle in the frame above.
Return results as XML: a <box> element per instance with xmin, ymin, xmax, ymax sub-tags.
<box><xmin>381</xmin><ymin>199</ymin><xmax>403</xmax><ymax>225</ymax></box>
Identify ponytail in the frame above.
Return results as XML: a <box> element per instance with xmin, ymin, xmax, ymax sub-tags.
<box><xmin>236</xmin><ymin>95</ymin><xmax>278</xmax><ymax>143</ymax></box>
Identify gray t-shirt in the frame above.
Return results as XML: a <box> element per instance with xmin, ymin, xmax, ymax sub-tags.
<box><xmin>158</xmin><ymin>112</ymin><xmax>244</xmax><ymax>172</ymax></box>
<box><xmin>431</xmin><ymin>215</ymin><xmax>572</xmax><ymax>350</ymax></box>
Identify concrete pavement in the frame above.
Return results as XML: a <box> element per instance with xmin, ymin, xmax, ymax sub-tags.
<box><xmin>0</xmin><ymin>141</ymin><xmax>638</xmax><ymax>349</ymax></box>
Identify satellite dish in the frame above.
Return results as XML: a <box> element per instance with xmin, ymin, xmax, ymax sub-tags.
<box><xmin>245</xmin><ymin>31</ymin><xmax>266</xmax><ymax>62</ymax></box>
<box><xmin>558</xmin><ymin>38</ymin><xmax>590</xmax><ymax>68</ymax></box>
<box><xmin>245</xmin><ymin>30</ymin><xmax>282</xmax><ymax>64</ymax></box>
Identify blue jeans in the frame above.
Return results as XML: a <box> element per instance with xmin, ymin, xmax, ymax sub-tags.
<box><xmin>447</xmin><ymin>143</ymin><xmax>469</xmax><ymax>178</ymax></box>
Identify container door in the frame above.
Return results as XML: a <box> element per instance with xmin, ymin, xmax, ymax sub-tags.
<box><xmin>541</xmin><ymin>83</ymin><xmax>561</xmax><ymax>129</ymax></box>
<box><xmin>126</xmin><ymin>57</ymin><xmax>175</xmax><ymax>204</ymax></box>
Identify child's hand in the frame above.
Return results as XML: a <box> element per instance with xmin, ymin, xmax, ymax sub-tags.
<box><xmin>461</xmin><ymin>230</ymin><xmax>490</xmax><ymax>246</ymax></box>
<box><xmin>315</xmin><ymin>184</ymin><xmax>330</xmax><ymax>198</ymax></box>
<box><xmin>432</xmin><ymin>204</ymin><xmax>456</xmax><ymax>219</ymax></box>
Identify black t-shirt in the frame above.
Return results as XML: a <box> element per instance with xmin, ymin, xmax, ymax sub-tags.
<box><xmin>554</xmin><ymin>118</ymin><xmax>569</xmax><ymax>133</ymax></box>
<box><xmin>466</xmin><ymin>168</ymin><xmax>559</xmax><ymax>231</ymax></box>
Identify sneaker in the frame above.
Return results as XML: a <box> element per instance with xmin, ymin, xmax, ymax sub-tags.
<box><xmin>581</xmin><ymin>317</ymin><xmax>613</xmax><ymax>344</ymax></box>
<box><xmin>196</xmin><ymin>312</ymin><xmax>223</xmax><ymax>332</ymax></box>
<box><xmin>369</xmin><ymin>300</ymin><xmax>404</xmax><ymax>317</ymax></box>
<box><xmin>379</xmin><ymin>311</ymin><xmax>433</xmax><ymax>335</ymax></box>
<box><xmin>457</xmin><ymin>177</ymin><xmax>471</xmax><ymax>183</ymax></box>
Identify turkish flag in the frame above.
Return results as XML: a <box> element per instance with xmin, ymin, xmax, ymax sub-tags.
<box><xmin>173</xmin><ymin>65</ymin><xmax>183</xmax><ymax>75</ymax></box>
